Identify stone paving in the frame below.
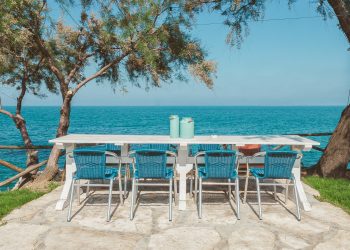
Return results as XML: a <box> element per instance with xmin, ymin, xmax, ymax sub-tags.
<box><xmin>1</xmin><ymin>182</ymin><xmax>350</xmax><ymax>250</ymax></box>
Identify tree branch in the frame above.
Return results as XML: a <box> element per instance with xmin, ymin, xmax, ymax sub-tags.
<box><xmin>65</xmin><ymin>52</ymin><xmax>95</xmax><ymax>85</ymax></box>
<box><xmin>16</xmin><ymin>72</ymin><xmax>28</xmax><ymax>115</ymax></box>
<box><xmin>328</xmin><ymin>0</ymin><xmax>350</xmax><ymax>43</ymax></box>
<box><xmin>72</xmin><ymin>51</ymin><xmax>131</xmax><ymax>95</ymax></box>
<box><xmin>0</xmin><ymin>109</ymin><xmax>14</xmax><ymax>119</ymax></box>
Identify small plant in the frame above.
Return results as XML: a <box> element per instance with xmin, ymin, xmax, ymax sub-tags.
<box><xmin>303</xmin><ymin>176</ymin><xmax>350</xmax><ymax>214</ymax></box>
<box><xmin>0</xmin><ymin>181</ymin><xmax>60</xmax><ymax>220</ymax></box>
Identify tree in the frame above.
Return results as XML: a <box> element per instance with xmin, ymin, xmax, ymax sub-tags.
<box><xmin>311</xmin><ymin>0</ymin><xmax>350</xmax><ymax>177</ymax></box>
<box><xmin>16</xmin><ymin>0</ymin><xmax>216</xmax><ymax>188</ymax></box>
<box><xmin>0</xmin><ymin>0</ymin><xmax>57</xmax><ymax>187</ymax></box>
<box><xmin>188</xmin><ymin>0</ymin><xmax>350</xmax><ymax>178</ymax></box>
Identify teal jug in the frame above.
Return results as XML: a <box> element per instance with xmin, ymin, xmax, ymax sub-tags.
<box><xmin>169</xmin><ymin>115</ymin><xmax>179</xmax><ymax>138</ymax></box>
<box><xmin>180</xmin><ymin>117</ymin><xmax>194</xmax><ymax>139</ymax></box>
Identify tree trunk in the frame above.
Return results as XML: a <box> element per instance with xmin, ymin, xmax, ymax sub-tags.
<box><xmin>30</xmin><ymin>93</ymin><xmax>73</xmax><ymax>188</ymax></box>
<box><xmin>312</xmin><ymin>105</ymin><xmax>350</xmax><ymax>178</ymax></box>
<box><xmin>12</xmin><ymin>115</ymin><xmax>39</xmax><ymax>168</ymax></box>
<box><xmin>11</xmin><ymin>115</ymin><xmax>40</xmax><ymax>188</ymax></box>
<box><xmin>327</xmin><ymin>0</ymin><xmax>350</xmax><ymax>44</ymax></box>
<box><xmin>309</xmin><ymin>0</ymin><xmax>350</xmax><ymax>177</ymax></box>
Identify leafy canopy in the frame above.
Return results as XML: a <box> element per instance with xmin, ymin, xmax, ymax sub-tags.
<box><xmin>6</xmin><ymin>0</ymin><xmax>217</xmax><ymax>99</ymax></box>
<box><xmin>0</xmin><ymin>0</ymin><xmax>57</xmax><ymax>97</ymax></box>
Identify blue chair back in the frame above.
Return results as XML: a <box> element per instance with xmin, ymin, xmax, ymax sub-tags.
<box><xmin>199</xmin><ymin>144</ymin><xmax>221</xmax><ymax>151</ymax></box>
<box><xmin>73</xmin><ymin>149</ymin><xmax>106</xmax><ymax>179</ymax></box>
<box><xmin>131</xmin><ymin>144</ymin><xmax>169</xmax><ymax>151</ymax></box>
<box><xmin>192</xmin><ymin>144</ymin><xmax>221</xmax><ymax>155</ymax></box>
<box><xmin>106</xmin><ymin>144</ymin><xmax>121</xmax><ymax>152</ymax></box>
<box><xmin>263</xmin><ymin>151</ymin><xmax>298</xmax><ymax>179</ymax></box>
<box><xmin>134</xmin><ymin>150</ymin><xmax>167</xmax><ymax>179</ymax></box>
<box><xmin>204</xmin><ymin>150</ymin><xmax>237</xmax><ymax>179</ymax></box>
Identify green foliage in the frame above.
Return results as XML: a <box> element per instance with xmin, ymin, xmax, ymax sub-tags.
<box><xmin>303</xmin><ymin>176</ymin><xmax>350</xmax><ymax>214</ymax></box>
<box><xmin>187</xmin><ymin>0</ymin><xmax>336</xmax><ymax>48</ymax></box>
<box><xmin>3</xmin><ymin>0</ymin><xmax>216</xmax><ymax>96</ymax></box>
<box><xmin>0</xmin><ymin>0</ymin><xmax>58</xmax><ymax>96</ymax></box>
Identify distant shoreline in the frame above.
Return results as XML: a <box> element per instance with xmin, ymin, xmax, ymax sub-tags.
<box><xmin>1</xmin><ymin>105</ymin><xmax>344</xmax><ymax>108</ymax></box>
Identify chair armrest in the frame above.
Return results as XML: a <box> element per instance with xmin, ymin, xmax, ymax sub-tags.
<box><xmin>67</xmin><ymin>152</ymin><xmax>74</xmax><ymax>159</ymax></box>
<box><xmin>250</xmin><ymin>151</ymin><xmax>266</xmax><ymax>158</ymax></box>
<box><xmin>105</xmin><ymin>150</ymin><xmax>120</xmax><ymax>160</ymax></box>
<box><xmin>105</xmin><ymin>151</ymin><xmax>123</xmax><ymax>176</ymax></box>
<box><xmin>236</xmin><ymin>152</ymin><xmax>244</xmax><ymax>159</ymax></box>
<box><xmin>194</xmin><ymin>152</ymin><xmax>205</xmax><ymax>171</ymax></box>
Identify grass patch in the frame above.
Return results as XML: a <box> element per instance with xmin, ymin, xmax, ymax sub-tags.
<box><xmin>0</xmin><ymin>182</ymin><xmax>60</xmax><ymax>220</ymax></box>
<box><xmin>303</xmin><ymin>176</ymin><xmax>350</xmax><ymax>214</ymax></box>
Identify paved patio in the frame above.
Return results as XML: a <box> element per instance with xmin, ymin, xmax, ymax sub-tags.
<box><xmin>1</xmin><ymin>183</ymin><xmax>350</xmax><ymax>250</ymax></box>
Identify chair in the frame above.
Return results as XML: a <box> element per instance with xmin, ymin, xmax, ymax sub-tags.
<box><xmin>129</xmin><ymin>149</ymin><xmax>177</xmax><ymax>221</ymax></box>
<box><xmin>67</xmin><ymin>149</ymin><xmax>123</xmax><ymax>222</ymax></box>
<box><xmin>75</xmin><ymin>144</ymin><xmax>127</xmax><ymax>201</ymax></box>
<box><xmin>248</xmin><ymin>151</ymin><xmax>301</xmax><ymax>220</ymax></box>
<box><xmin>189</xmin><ymin>144</ymin><xmax>222</xmax><ymax>193</ymax></box>
<box><xmin>105</xmin><ymin>144</ymin><xmax>128</xmax><ymax>198</ymax></box>
<box><xmin>130</xmin><ymin>144</ymin><xmax>170</xmax><ymax>151</ymax></box>
<box><xmin>194</xmin><ymin>150</ymin><xmax>241</xmax><ymax>219</ymax></box>
<box><xmin>236</xmin><ymin>144</ymin><xmax>262</xmax><ymax>203</ymax></box>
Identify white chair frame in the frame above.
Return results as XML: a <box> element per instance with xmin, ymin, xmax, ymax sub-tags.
<box><xmin>67</xmin><ymin>151</ymin><xmax>124</xmax><ymax>222</ymax></box>
<box><xmin>243</xmin><ymin>152</ymin><xmax>302</xmax><ymax>221</ymax></box>
<box><xmin>193</xmin><ymin>151</ymin><xmax>242</xmax><ymax>219</ymax></box>
<box><xmin>129</xmin><ymin>151</ymin><xmax>177</xmax><ymax>221</ymax></box>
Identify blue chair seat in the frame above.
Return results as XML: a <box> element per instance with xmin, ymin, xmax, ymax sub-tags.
<box><xmin>134</xmin><ymin>168</ymin><xmax>173</xmax><ymax>179</ymax></box>
<box><xmin>250</xmin><ymin>168</ymin><xmax>265</xmax><ymax>178</ymax></box>
<box><xmin>74</xmin><ymin>168</ymin><xmax>117</xmax><ymax>180</ymax></box>
<box><xmin>198</xmin><ymin>166</ymin><xmax>237</xmax><ymax>179</ymax></box>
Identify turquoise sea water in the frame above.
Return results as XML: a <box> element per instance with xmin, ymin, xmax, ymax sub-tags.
<box><xmin>0</xmin><ymin>106</ymin><xmax>343</xmax><ymax>189</ymax></box>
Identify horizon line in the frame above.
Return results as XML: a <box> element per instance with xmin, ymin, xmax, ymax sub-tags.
<box><xmin>1</xmin><ymin>104</ymin><xmax>345</xmax><ymax>107</ymax></box>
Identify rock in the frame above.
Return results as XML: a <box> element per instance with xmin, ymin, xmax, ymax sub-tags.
<box><xmin>0</xmin><ymin>223</ymin><xmax>49</xmax><ymax>250</ymax></box>
<box><xmin>148</xmin><ymin>226</ymin><xmax>221</xmax><ymax>249</ymax></box>
<box><xmin>314</xmin><ymin>230</ymin><xmax>350</xmax><ymax>250</ymax></box>
<box><xmin>228</xmin><ymin>226</ymin><xmax>275</xmax><ymax>249</ymax></box>
<box><xmin>40</xmin><ymin>226</ymin><xmax>142</xmax><ymax>249</ymax></box>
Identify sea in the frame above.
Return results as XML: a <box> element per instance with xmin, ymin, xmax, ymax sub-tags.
<box><xmin>0</xmin><ymin>106</ymin><xmax>344</xmax><ymax>190</ymax></box>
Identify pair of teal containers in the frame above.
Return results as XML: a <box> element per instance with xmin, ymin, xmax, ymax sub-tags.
<box><xmin>169</xmin><ymin>115</ymin><xmax>194</xmax><ymax>139</ymax></box>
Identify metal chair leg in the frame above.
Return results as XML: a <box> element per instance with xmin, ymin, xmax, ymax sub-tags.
<box><xmin>86</xmin><ymin>180</ymin><xmax>90</xmax><ymax>199</ymax></box>
<box><xmin>243</xmin><ymin>164</ymin><xmax>249</xmax><ymax>203</ymax></box>
<box><xmin>169</xmin><ymin>178</ymin><xmax>173</xmax><ymax>221</ymax></box>
<box><xmin>174</xmin><ymin>177</ymin><xmax>177</xmax><ymax>204</ymax></box>
<box><xmin>124</xmin><ymin>166</ymin><xmax>128</xmax><ymax>198</ymax></box>
<box><xmin>198</xmin><ymin>177</ymin><xmax>202</xmax><ymax>219</ymax></box>
<box><xmin>189</xmin><ymin>171</ymin><xmax>193</xmax><ymax>195</ymax></box>
<box><xmin>107</xmin><ymin>178</ymin><xmax>114</xmax><ymax>222</ymax></box>
<box><xmin>256</xmin><ymin>178</ymin><xmax>262</xmax><ymax>220</ymax></box>
<box><xmin>236</xmin><ymin>177</ymin><xmax>240</xmax><ymax>220</ymax></box>
<box><xmin>67</xmin><ymin>180</ymin><xmax>75</xmax><ymax>222</ymax></box>
<box><xmin>130</xmin><ymin>178</ymin><xmax>135</xmax><ymax>220</ymax></box>
<box><xmin>285</xmin><ymin>179</ymin><xmax>290</xmax><ymax>204</ymax></box>
<box><xmin>76</xmin><ymin>180</ymin><xmax>81</xmax><ymax>205</ymax></box>
<box><xmin>118</xmin><ymin>173</ymin><xmax>124</xmax><ymax>205</ymax></box>
<box><xmin>293</xmin><ymin>179</ymin><xmax>301</xmax><ymax>221</ymax></box>
<box><xmin>194</xmin><ymin>173</ymin><xmax>198</xmax><ymax>202</ymax></box>
<box><xmin>228</xmin><ymin>179</ymin><xmax>232</xmax><ymax>200</ymax></box>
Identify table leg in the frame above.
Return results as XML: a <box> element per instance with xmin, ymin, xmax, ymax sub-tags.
<box><xmin>176</xmin><ymin>164</ymin><xmax>193</xmax><ymax>210</ymax></box>
<box><xmin>55</xmin><ymin>144</ymin><xmax>76</xmax><ymax>210</ymax></box>
<box><xmin>292</xmin><ymin>154</ymin><xmax>312</xmax><ymax>211</ymax></box>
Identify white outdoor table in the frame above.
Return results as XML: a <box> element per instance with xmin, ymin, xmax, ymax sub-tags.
<box><xmin>49</xmin><ymin>134</ymin><xmax>319</xmax><ymax>211</ymax></box>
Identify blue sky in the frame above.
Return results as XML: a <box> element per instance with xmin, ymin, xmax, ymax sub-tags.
<box><xmin>1</xmin><ymin>1</ymin><xmax>349</xmax><ymax>106</ymax></box>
